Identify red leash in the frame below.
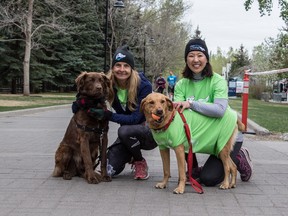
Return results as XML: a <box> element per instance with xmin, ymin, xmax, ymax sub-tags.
<box><xmin>178</xmin><ymin>110</ymin><xmax>204</xmax><ymax>194</ymax></box>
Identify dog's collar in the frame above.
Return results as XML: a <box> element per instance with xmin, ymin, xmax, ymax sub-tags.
<box><xmin>152</xmin><ymin>110</ymin><xmax>176</xmax><ymax>133</ymax></box>
<box><xmin>74</xmin><ymin>118</ymin><xmax>108</xmax><ymax>133</ymax></box>
<box><xmin>75</xmin><ymin>95</ymin><xmax>105</xmax><ymax>109</ymax></box>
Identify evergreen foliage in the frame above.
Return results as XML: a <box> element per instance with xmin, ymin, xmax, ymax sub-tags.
<box><xmin>0</xmin><ymin>0</ymin><xmax>286</xmax><ymax>94</ymax></box>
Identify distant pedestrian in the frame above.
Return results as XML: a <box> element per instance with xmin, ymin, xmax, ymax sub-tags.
<box><xmin>167</xmin><ymin>71</ymin><xmax>177</xmax><ymax>100</ymax></box>
<box><xmin>155</xmin><ymin>72</ymin><xmax>166</xmax><ymax>94</ymax></box>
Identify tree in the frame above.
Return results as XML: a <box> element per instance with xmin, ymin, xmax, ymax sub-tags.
<box><xmin>191</xmin><ymin>25</ymin><xmax>204</xmax><ymax>40</ymax></box>
<box><xmin>0</xmin><ymin>0</ymin><xmax>192</xmax><ymax>93</ymax></box>
<box><xmin>110</xmin><ymin>0</ymin><xmax>190</xmax><ymax>80</ymax></box>
<box><xmin>210</xmin><ymin>48</ymin><xmax>228</xmax><ymax>75</ymax></box>
<box><xmin>0</xmin><ymin>0</ymin><xmax>71</xmax><ymax>95</ymax></box>
<box><xmin>244</xmin><ymin>0</ymin><xmax>288</xmax><ymax>24</ymax></box>
<box><xmin>229</xmin><ymin>44</ymin><xmax>250</xmax><ymax>77</ymax></box>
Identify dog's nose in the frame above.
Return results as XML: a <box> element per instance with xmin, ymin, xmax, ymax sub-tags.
<box><xmin>96</xmin><ymin>85</ymin><xmax>102</xmax><ymax>90</ymax></box>
<box><xmin>156</xmin><ymin>109</ymin><xmax>163</xmax><ymax>115</ymax></box>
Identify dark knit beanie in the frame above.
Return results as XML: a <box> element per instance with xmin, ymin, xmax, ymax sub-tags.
<box><xmin>112</xmin><ymin>45</ymin><xmax>135</xmax><ymax>69</ymax></box>
<box><xmin>184</xmin><ymin>39</ymin><xmax>209</xmax><ymax>62</ymax></box>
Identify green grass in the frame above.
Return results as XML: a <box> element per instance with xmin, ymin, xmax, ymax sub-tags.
<box><xmin>0</xmin><ymin>93</ymin><xmax>75</xmax><ymax>112</ymax></box>
<box><xmin>229</xmin><ymin>98</ymin><xmax>288</xmax><ymax>133</ymax></box>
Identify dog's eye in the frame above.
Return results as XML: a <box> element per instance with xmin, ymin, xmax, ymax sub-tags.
<box><xmin>149</xmin><ymin>101</ymin><xmax>155</xmax><ymax>105</ymax></box>
<box><xmin>160</xmin><ymin>99</ymin><xmax>165</xmax><ymax>104</ymax></box>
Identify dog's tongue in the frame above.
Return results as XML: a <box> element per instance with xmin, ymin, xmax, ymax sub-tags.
<box><xmin>151</xmin><ymin>113</ymin><xmax>161</xmax><ymax>120</ymax></box>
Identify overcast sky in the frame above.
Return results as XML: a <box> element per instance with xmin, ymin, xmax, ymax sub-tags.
<box><xmin>183</xmin><ymin>0</ymin><xmax>285</xmax><ymax>55</ymax></box>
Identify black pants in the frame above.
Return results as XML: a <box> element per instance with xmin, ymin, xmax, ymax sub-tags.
<box><xmin>106</xmin><ymin>124</ymin><xmax>157</xmax><ymax>176</ymax></box>
<box><xmin>196</xmin><ymin>141</ymin><xmax>243</xmax><ymax>186</ymax></box>
<box><xmin>156</xmin><ymin>86</ymin><xmax>165</xmax><ymax>94</ymax></box>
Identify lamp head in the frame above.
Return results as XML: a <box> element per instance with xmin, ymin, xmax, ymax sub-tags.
<box><xmin>114</xmin><ymin>0</ymin><xmax>125</xmax><ymax>8</ymax></box>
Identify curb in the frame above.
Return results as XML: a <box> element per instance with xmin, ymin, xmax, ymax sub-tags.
<box><xmin>237</xmin><ymin>113</ymin><xmax>270</xmax><ymax>136</ymax></box>
<box><xmin>0</xmin><ymin>104</ymin><xmax>70</xmax><ymax>117</ymax></box>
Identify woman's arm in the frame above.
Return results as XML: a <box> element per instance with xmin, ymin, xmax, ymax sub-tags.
<box><xmin>189</xmin><ymin>98</ymin><xmax>228</xmax><ymax>117</ymax></box>
<box><xmin>174</xmin><ymin>98</ymin><xmax>228</xmax><ymax>118</ymax></box>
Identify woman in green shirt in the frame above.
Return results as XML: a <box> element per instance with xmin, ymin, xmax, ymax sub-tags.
<box><xmin>174</xmin><ymin>39</ymin><xmax>253</xmax><ymax>186</ymax></box>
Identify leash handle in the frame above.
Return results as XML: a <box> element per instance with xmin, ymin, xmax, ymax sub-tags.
<box><xmin>178</xmin><ymin>110</ymin><xmax>204</xmax><ymax>194</ymax></box>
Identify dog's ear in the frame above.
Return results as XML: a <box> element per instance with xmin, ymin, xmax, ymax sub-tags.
<box><xmin>100</xmin><ymin>72</ymin><xmax>111</xmax><ymax>97</ymax></box>
<box><xmin>103</xmin><ymin>72</ymin><xmax>114</xmax><ymax>104</ymax></box>
<box><xmin>165</xmin><ymin>97</ymin><xmax>174</xmax><ymax>111</ymax></box>
<box><xmin>140</xmin><ymin>97</ymin><xmax>147</xmax><ymax>113</ymax></box>
<box><xmin>100</xmin><ymin>72</ymin><xmax>110</xmax><ymax>87</ymax></box>
<box><xmin>75</xmin><ymin>71</ymin><xmax>88</xmax><ymax>92</ymax></box>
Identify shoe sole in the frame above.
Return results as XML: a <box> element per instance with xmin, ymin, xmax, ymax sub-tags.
<box><xmin>134</xmin><ymin>173</ymin><xmax>149</xmax><ymax>180</ymax></box>
<box><xmin>240</xmin><ymin>147</ymin><xmax>253</xmax><ymax>181</ymax></box>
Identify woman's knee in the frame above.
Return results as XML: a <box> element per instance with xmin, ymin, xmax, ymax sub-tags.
<box><xmin>200</xmin><ymin>173</ymin><xmax>223</xmax><ymax>187</ymax></box>
<box><xmin>118</xmin><ymin>125</ymin><xmax>132</xmax><ymax>140</ymax></box>
<box><xmin>200</xmin><ymin>155</ymin><xmax>224</xmax><ymax>186</ymax></box>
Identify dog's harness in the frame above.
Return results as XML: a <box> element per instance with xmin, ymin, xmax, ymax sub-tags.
<box><xmin>178</xmin><ymin>110</ymin><xmax>204</xmax><ymax>194</ymax></box>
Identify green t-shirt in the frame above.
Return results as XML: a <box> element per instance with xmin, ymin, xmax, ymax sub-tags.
<box><xmin>154</xmin><ymin>73</ymin><xmax>236</xmax><ymax>156</ymax></box>
<box><xmin>117</xmin><ymin>88</ymin><xmax>128</xmax><ymax>109</ymax></box>
<box><xmin>174</xmin><ymin>73</ymin><xmax>228</xmax><ymax>103</ymax></box>
<box><xmin>151</xmin><ymin>108</ymin><xmax>237</xmax><ymax>156</ymax></box>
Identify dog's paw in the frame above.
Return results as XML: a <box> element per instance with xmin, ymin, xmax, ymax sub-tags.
<box><xmin>155</xmin><ymin>182</ymin><xmax>167</xmax><ymax>189</ymax></box>
<box><xmin>86</xmin><ymin>172</ymin><xmax>102</xmax><ymax>184</ymax></box>
<box><xmin>173</xmin><ymin>186</ymin><xmax>185</xmax><ymax>194</ymax></box>
<box><xmin>101</xmin><ymin>175</ymin><xmax>112</xmax><ymax>182</ymax></box>
<box><xmin>63</xmin><ymin>171</ymin><xmax>73</xmax><ymax>180</ymax></box>
<box><xmin>52</xmin><ymin>167</ymin><xmax>62</xmax><ymax>177</ymax></box>
<box><xmin>219</xmin><ymin>182</ymin><xmax>233</xmax><ymax>190</ymax></box>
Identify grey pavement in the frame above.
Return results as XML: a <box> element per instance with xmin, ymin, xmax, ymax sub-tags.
<box><xmin>0</xmin><ymin>106</ymin><xmax>288</xmax><ymax>216</ymax></box>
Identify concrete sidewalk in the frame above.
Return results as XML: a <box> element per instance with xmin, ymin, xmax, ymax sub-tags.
<box><xmin>0</xmin><ymin>106</ymin><xmax>287</xmax><ymax>216</ymax></box>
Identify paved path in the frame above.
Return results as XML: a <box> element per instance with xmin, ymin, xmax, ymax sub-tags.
<box><xmin>0</xmin><ymin>106</ymin><xmax>287</xmax><ymax>216</ymax></box>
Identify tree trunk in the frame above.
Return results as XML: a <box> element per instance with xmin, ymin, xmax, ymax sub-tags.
<box><xmin>23</xmin><ymin>0</ymin><xmax>34</xmax><ymax>96</ymax></box>
<box><xmin>11</xmin><ymin>78</ymin><xmax>17</xmax><ymax>94</ymax></box>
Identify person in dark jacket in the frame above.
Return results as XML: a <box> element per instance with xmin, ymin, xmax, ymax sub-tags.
<box><xmin>104</xmin><ymin>45</ymin><xmax>157</xmax><ymax>180</ymax></box>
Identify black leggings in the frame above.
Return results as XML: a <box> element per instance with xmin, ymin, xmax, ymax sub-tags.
<box><xmin>107</xmin><ymin>124</ymin><xmax>157</xmax><ymax>176</ymax></box>
<box><xmin>196</xmin><ymin>141</ymin><xmax>243</xmax><ymax>186</ymax></box>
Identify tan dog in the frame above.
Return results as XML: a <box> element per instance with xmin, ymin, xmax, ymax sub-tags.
<box><xmin>140</xmin><ymin>92</ymin><xmax>245</xmax><ymax>194</ymax></box>
<box><xmin>52</xmin><ymin>72</ymin><xmax>111</xmax><ymax>184</ymax></box>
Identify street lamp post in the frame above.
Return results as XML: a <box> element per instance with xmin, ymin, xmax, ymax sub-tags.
<box><xmin>143</xmin><ymin>37</ymin><xmax>146</xmax><ymax>74</ymax></box>
<box><xmin>104</xmin><ymin>0</ymin><xmax>124</xmax><ymax>72</ymax></box>
<box><xmin>143</xmin><ymin>36</ymin><xmax>155</xmax><ymax>74</ymax></box>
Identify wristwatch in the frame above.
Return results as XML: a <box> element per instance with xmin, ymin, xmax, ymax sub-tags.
<box><xmin>187</xmin><ymin>98</ymin><xmax>193</xmax><ymax>108</ymax></box>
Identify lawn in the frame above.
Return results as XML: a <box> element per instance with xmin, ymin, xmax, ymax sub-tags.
<box><xmin>0</xmin><ymin>93</ymin><xmax>75</xmax><ymax>112</ymax></box>
<box><xmin>229</xmin><ymin>98</ymin><xmax>288</xmax><ymax>133</ymax></box>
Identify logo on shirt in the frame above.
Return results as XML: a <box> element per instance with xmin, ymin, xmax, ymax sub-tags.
<box><xmin>187</xmin><ymin>95</ymin><xmax>209</xmax><ymax>103</ymax></box>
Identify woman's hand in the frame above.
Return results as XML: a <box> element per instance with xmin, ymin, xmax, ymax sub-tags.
<box><xmin>173</xmin><ymin>101</ymin><xmax>190</xmax><ymax>113</ymax></box>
